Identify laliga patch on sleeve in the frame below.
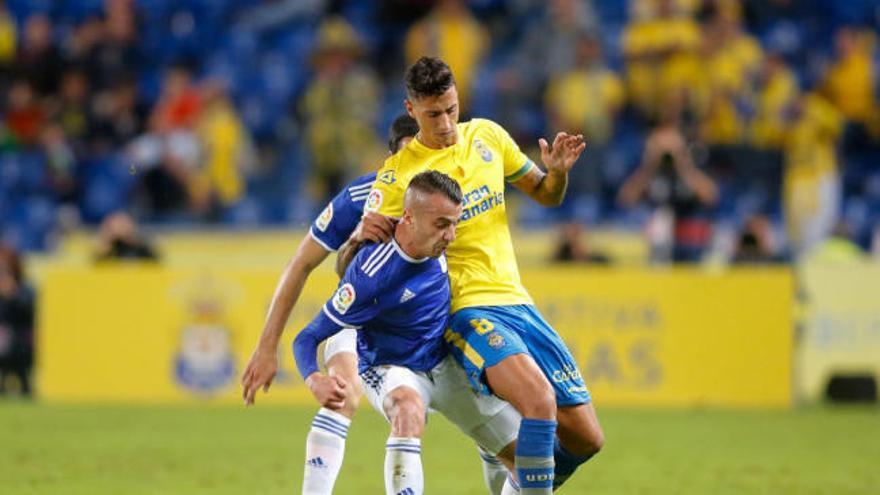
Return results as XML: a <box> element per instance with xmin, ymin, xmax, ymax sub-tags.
<box><xmin>332</xmin><ymin>283</ymin><xmax>356</xmax><ymax>314</ymax></box>
<box><xmin>365</xmin><ymin>189</ymin><xmax>383</xmax><ymax>212</ymax></box>
<box><xmin>315</xmin><ymin>202</ymin><xmax>334</xmax><ymax>232</ymax></box>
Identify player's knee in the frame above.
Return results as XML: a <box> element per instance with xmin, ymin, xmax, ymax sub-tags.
<box><xmin>515</xmin><ymin>379</ymin><xmax>556</xmax><ymax>420</ymax></box>
<box><xmin>565</xmin><ymin>425</ymin><xmax>605</xmax><ymax>457</ymax></box>
<box><xmin>338</xmin><ymin>384</ymin><xmax>363</xmax><ymax>419</ymax></box>
<box><xmin>487</xmin><ymin>355</ymin><xmax>557</xmax><ymax>420</ymax></box>
<box><xmin>581</xmin><ymin>428</ymin><xmax>605</xmax><ymax>456</ymax></box>
<box><xmin>386</xmin><ymin>388</ymin><xmax>426</xmax><ymax>437</ymax></box>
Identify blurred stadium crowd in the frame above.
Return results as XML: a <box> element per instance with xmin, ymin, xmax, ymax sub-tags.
<box><xmin>0</xmin><ymin>0</ymin><xmax>878</xmax><ymax>262</ymax></box>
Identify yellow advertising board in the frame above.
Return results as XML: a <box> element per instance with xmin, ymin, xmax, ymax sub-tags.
<box><xmin>524</xmin><ymin>267</ymin><xmax>793</xmax><ymax>407</ymax></box>
<box><xmin>796</xmin><ymin>262</ymin><xmax>880</xmax><ymax>402</ymax></box>
<box><xmin>38</xmin><ymin>265</ymin><xmax>792</xmax><ymax>407</ymax></box>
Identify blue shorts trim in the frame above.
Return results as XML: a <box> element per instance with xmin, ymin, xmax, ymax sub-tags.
<box><xmin>445</xmin><ymin>305</ymin><xmax>591</xmax><ymax>406</ymax></box>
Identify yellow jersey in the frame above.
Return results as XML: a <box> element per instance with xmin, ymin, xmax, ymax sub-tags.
<box><xmin>366</xmin><ymin>118</ymin><xmax>535</xmax><ymax>312</ymax></box>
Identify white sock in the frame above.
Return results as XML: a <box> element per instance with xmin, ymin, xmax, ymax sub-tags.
<box><xmin>302</xmin><ymin>408</ymin><xmax>351</xmax><ymax>495</ymax></box>
<box><xmin>384</xmin><ymin>437</ymin><xmax>423</xmax><ymax>495</ymax></box>
<box><xmin>478</xmin><ymin>446</ymin><xmax>508</xmax><ymax>495</ymax></box>
<box><xmin>501</xmin><ymin>473</ymin><xmax>520</xmax><ymax>494</ymax></box>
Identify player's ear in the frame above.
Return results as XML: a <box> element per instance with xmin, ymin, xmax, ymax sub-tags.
<box><xmin>401</xmin><ymin>208</ymin><xmax>415</xmax><ymax>227</ymax></box>
<box><xmin>404</xmin><ymin>98</ymin><xmax>414</xmax><ymax>117</ymax></box>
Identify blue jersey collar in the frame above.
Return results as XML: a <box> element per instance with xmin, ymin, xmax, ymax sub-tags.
<box><xmin>392</xmin><ymin>237</ymin><xmax>431</xmax><ymax>264</ymax></box>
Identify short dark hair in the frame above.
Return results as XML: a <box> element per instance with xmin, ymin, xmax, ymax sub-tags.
<box><xmin>405</xmin><ymin>56</ymin><xmax>456</xmax><ymax>100</ymax></box>
<box><xmin>407</xmin><ymin>171</ymin><xmax>463</xmax><ymax>206</ymax></box>
<box><xmin>388</xmin><ymin>114</ymin><xmax>419</xmax><ymax>153</ymax></box>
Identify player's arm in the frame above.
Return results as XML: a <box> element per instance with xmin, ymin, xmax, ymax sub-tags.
<box><xmin>668</xmin><ymin>136</ymin><xmax>718</xmax><ymax>206</ymax></box>
<box><xmin>338</xmin><ymin>164</ymin><xmax>404</xmax><ymax>275</ymax></box>
<box><xmin>293</xmin><ymin>265</ymin><xmax>382</xmax><ymax>409</ymax></box>
<box><xmin>510</xmin><ymin>132</ymin><xmax>586</xmax><ymax>207</ymax></box>
<box><xmin>617</xmin><ymin>133</ymin><xmax>663</xmax><ymax>206</ymax></box>
<box><xmin>335</xmin><ymin>212</ymin><xmax>397</xmax><ymax>277</ymax></box>
<box><xmin>292</xmin><ymin>313</ymin><xmax>350</xmax><ymax>409</ymax></box>
<box><xmin>241</xmin><ymin>234</ymin><xmax>329</xmax><ymax>405</ymax></box>
<box><xmin>335</xmin><ymin>236</ymin><xmax>362</xmax><ymax>278</ymax></box>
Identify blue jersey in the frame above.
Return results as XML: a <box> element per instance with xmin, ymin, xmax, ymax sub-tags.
<box><xmin>309</xmin><ymin>173</ymin><xmax>377</xmax><ymax>251</ymax></box>
<box><xmin>293</xmin><ymin>238</ymin><xmax>451</xmax><ymax>377</ymax></box>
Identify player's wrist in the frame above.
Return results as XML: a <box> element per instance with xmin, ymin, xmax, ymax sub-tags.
<box><xmin>255</xmin><ymin>340</ymin><xmax>279</xmax><ymax>356</ymax></box>
<box><xmin>546</xmin><ymin>166</ymin><xmax>567</xmax><ymax>179</ymax></box>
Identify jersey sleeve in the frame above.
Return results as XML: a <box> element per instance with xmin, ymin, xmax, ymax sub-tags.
<box><xmin>310</xmin><ymin>189</ymin><xmax>362</xmax><ymax>252</ymax></box>
<box><xmin>365</xmin><ymin>158</ymin><xmax>406</xmax><ymax>218</ymax></box>
<box><xmin>491</xmin><ymin>121</ymin><xmax>535</xmax><ymax>183</ymax></box>
<box><xmin>291</xmin><ymin>255</ymin><xmax>383</xmax><ymax>379</ymax></box>
<box><xmin>321</xmin><ymin>255</ymin><xmax>383</xmax><ymax>330</ymax></box>
<box><xmin>292</xmin><ymin>311</ymin><xmax>346</xmax><ymax>379</ymax></box>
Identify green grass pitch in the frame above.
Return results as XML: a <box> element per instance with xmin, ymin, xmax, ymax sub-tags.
<box><xmin>2</xmin><ymin>402</ymin><xmax>878</xmax><ymax>494</ymax></box>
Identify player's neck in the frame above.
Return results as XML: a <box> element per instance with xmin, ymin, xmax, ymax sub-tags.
<box><xmin>416</xmin><ymin>131</ymin><xmax>457</xmax><ymax>150</ymax></box>
<box><xmin>393</xmin><ymin>226</ymin><xmax>428</xmax><ymax>261</ymax></box>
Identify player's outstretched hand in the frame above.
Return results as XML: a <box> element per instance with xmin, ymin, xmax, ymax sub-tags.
<box><xmin>241</xmin><ymin>347</ymin><xmax>278</xmax><ymax>406</ymax></box>
<box><xmin>307</xmin><ymin>374</ymin><xmax>348</xmax><ymax>410</ymax></box>
<box><xmin>539</xmin><ymin>132</ymin><xmax>586</xmax><ymax>175</ymax></box>
<box><xmin>355</xmin><ymin>211</ymin><xmax>397</xmax><ymax>243</ymax></box>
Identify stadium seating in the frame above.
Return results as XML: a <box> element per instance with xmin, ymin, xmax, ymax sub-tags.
<box><xmin>0</xmin><ymin>0</ymin><xmax>877</xmax><ymax>253</ymax></box>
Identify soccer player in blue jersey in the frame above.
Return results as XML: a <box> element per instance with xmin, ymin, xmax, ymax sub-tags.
<box><xmin>242</xmin><ymin>118</ymin><xmax>510</xmax><ymax>494</ymax></box>
<box><xmin>351</xmin><ymin>57</ymin><xmax>605</xmax><ymax>494</ymax></box>
<box><xmin>241</xmin><ymin>115</ymin><xmax>418</xmax><ymax>493</ymax></box>
<box><xmin>294</xmin><ymin>172</ymin><xmax>520</xmax><ymax>495</ymax></box>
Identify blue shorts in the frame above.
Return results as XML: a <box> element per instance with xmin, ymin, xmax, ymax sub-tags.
<box><xmin>444</xmin><ymin>305</ymin><xmax>591</xmax><ymax>407</ymax></box>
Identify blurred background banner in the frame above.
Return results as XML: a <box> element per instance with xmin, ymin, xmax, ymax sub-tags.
<box><xmin>527</xmin><ymin>267</ymin><xmax>793</xmax><ymax>407</ymax></box>
<box><xmin>37</xmin><ymin>264</ymin><xmax>332</xmax><ymax>405</ymax></box>
<box><xmin>38</xmin><ymin>258</ymin><xmax>792</xmax><ymax>407</ymax></box>
<box><xmin>797</xmin><ymin>261</ymin><xmax>880</xmax><ymax>402</ymax></box>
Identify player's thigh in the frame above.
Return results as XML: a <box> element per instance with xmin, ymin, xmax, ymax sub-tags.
<box><xmin>325</xmin><ymin>330</ymin><xmax>361</xmax><ymax>382</ymax></box>
<box><xmin>448</xmin><ymin>306</ymin><xmax>587</xmax><ymax>414</ymax></box>
<box><xmin>556</xmin><ymin>402</ymin><xmax>605</xmax><ymax>456</ymax></box>
<box><xmin>512</xmin><ymin>305</ymin><xmax>592</xmax><ymax>407</ymax></box>
<box><xmin>359</xmin><ymin>365</ymin><xmax>432</xmax><ymax>423</ymax></box>
<box><xmin>324</xmin><ymin>328</ymin><xmax>358</xmax><ymax>374</ymax></box>
<box><xmin>445</xmin><ymin>306</ymin><xmax>532</xmax><ymax>397</ymax></box>
<box><xmin>485</xmin><ymin>354</ymin><xmax>556</xmax><ymax>419</ymax></box>
<box><xmin>430</xmin><ymin>355</ymin><xmax>521</xmax><ymax>457</ymax></box>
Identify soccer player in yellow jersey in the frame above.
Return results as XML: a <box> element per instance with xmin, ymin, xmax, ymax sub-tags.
<box><xmin>348</xmin><ymin>57</ymin><xmax>604</xmax><ymax>494</ymax></box>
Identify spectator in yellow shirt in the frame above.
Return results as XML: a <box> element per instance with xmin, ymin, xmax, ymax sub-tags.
<box><xmin>748</xmin><ymin>51</ymin><xmax>800</xmax><ymax>207</ymax></box>
<box><xmin>302</xmin><ymin>17</ymin><xmax>382</xmax><ymax>205</ymax></box>
<box><xmin>545</xmin><ymin>33</ymin><xmax>624</xmax><ymax>223</ymax></box>
<box><xmin>783</xmin><ymin>92</ymin><xmax>844</xmax><ymax>257</ymax></box>
<box><xmin>404</xmin><ymin>0</ymin><xmax>488</xmax><ymax>111</ymax></box>
<box><xmin>622</xmin><ymin>0</ymin><xmax>701</xmax><ymax>120</ymax></box>
<box><xmin>0</xmin><ymin>1</ymin><xmax>15</xmax><ymax>65</ymax></box>
<box><xmin>751</xmin><ymin>52</ymin><xmax>800</xmax><ymax>151</ymax></box>
<box><xmin>192</xmin><ymin>81</ymin><xmax>254</xmax><ymax>217</ymax></box>
<box><xmin>545</xmin><ymin>34</ymin><xmax>625</xmax><ymax>149</ymax></box>
<box><xmin>696</xmin><ymin>9</ymin><xmax>763</xmax><ymax>147</ymax></box>
<box><xmin>821</xmin><ymin>28</ymin><xmax>876</xmax><ymax>128</ymax></box>
<box><xmin>820</xmin><ymin>27</ymin><xmax>879</xmax><ymax>180</ymax></box>
<box><xmin>493</xmin><ymin>0</ymin><xmax>599</xmax><ymax>138</ymax></box>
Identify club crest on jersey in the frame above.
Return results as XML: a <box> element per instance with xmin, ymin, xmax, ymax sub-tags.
<box><xmin>365</xmin><ymin>189</ymin><xmax>383</xmax><ymax>212</ymax></box>
<box><xmin>315</xmin><ymin>203</ymin><xmax>333</xmax><ymax>232</ymax></box>
<box><xmin>487</xmin><ymin>332</ymin><xmax>505</xmax><ymax>349</ymax></box>
<box><xmin>333</xmin><ymin>283</ymin><xmax>356</xmax><ymax>314</ymax></box>
<box><xmin>474</xmin><ymin>139</ymin><xmax>493</xmax><ymax>163</ymax></box>
<box><xmin>379</xmin><ymin>170</ymin><xmax>396</xmax><ymax>185</ymax></box>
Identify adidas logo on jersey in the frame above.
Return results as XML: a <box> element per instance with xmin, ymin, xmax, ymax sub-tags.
<box><xmin>399</xmin><ymin>288</ymin><xmax>416</xmax><ymax>303</ymax></box>
<box><xmin>306</xmin><ymin>457</ymin><xmax>327</xmax><ymax>468</ymax></box>
<box><xmin>396</xmin><ymin>488</ymin><xmax>415</xmax><ymax>495</ymax></box>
